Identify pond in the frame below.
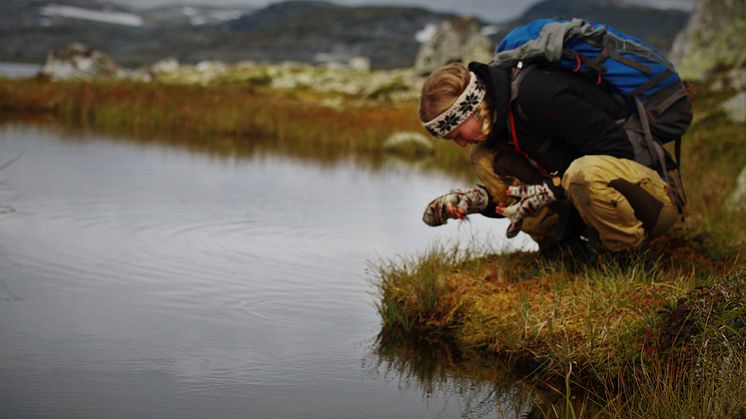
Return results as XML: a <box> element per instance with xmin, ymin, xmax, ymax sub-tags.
<box><xmin>0</xmin><ymin>62</ymin><xmax>40</xmax><ymax>78</ymax></box>
<box><xmin>0</xmin><ymin>125</ymin><xmax>541</xmax><ymax>418</ymax></box>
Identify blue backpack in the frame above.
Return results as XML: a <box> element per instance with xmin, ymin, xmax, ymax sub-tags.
<box><xmin>496</xmin><ymin>18</ymin><xmax>684</xmax><ymax>98</ymax></box>
<box><xmin>493</xmin><ymin>18</ymin><xmax>691</xmax><ymax>206</ymax></box>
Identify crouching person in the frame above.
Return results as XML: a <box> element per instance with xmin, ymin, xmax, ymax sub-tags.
<box><xmin>419</xmin><ymin>62</ymin><xmax>687</xmax><ymax>260</ymax></box>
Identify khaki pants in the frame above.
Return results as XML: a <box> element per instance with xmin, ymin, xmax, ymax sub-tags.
<box><xmin>472</xmin><ymin>145</ymin><xmax>680</xmax><ymax>251</ymax></box>
<box><xmin>562</xmin><ymin>155</ymin><xmax>679</xmax><ymax>251</ymax></box>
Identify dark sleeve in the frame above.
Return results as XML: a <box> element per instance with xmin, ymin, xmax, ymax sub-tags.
<box><xmin>480</xmin><ymin>202</ymin><xmax>505</xmax><ymax>219</ymax></box>
<box><xmin>517</xmin><ymin>72</ymin><xmax>634</xmax><ymax>160</ymax></box>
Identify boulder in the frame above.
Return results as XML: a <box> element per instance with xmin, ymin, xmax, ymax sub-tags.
<box><xmin>669</xmin><ymin>0</ymin><xmax>746</xmax><ymax>81</ymax></box>
<box><xmin>383</xmin><ymin>131</ymin><xmax>434</xmax><ymax>158</ymax></box>
<box><xmin>726</xmin><ymin>165</ymin><xmax>746</xmax><ymax>210</ymax></box>
<box><xmin>414</xmin><ymin>16</ymin><xmax>493</xmax><ymax>75</ymax></box>
<box><xmin>721</xmin><ymin>91</ymin><xmax>746</xmax><ymax>123</ymax></box>
<box><xmin>150</xmin><ymin>57</ymin><xmax>180</xmax><ymax>74</ymax></box>
<box><xmin>38</xmin><ymin>43</ymin><xmax>120</xmax><ymax>80</ymax></box>
<box><xmin>711</xmin><ymin>66</ymin><xmax>746</xmax><ymax>91</ymax></box>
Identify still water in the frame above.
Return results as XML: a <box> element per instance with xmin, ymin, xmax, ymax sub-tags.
<box><xmin>0</xmin><ymin>125</ymin><xmax>538</xmax><ymax>418</ymax></box>
<box><xmin>0</xmin><ymin>62</ymin><xmax>40</xmax><ymax>78</ymax></box>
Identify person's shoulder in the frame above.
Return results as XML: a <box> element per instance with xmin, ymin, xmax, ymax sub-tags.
<box><xmin>514</xmin><ymin>66</ymin><xmax>557</xmax><ymax>111</ymax></box>
<box><xmin>516</xmin><ymin>66</ymin><xmax>582</xmax><ymax>109</ymax></box>
<box><xmin>520</xmin><ymin>66</ymin><xmax>570</xmax><ymax>90</ymax></box>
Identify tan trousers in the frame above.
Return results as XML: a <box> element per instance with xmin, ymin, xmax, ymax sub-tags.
<box><xmin>472</xmin><ymin>145</ymin><xmax>680</xmax><ymax>251</ymax></box>
<box><xmin>562</xmin><ymin>155</ymin><xmax>679</xmax><ymax>251</ymax></box>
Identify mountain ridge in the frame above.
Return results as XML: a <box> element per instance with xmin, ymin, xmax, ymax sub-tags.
<box><xmin>0</xmin><ymin>0</ymin><xmax>689</xmax><ymax>69</ymax></box>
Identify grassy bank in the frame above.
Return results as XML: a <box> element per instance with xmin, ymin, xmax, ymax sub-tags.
<box><xmin>375</xmin><ymin>241</ymin><xmax>744</xmax><ymax>416</ymax></box>
<box><xmin>374</xmin><ymin>83</ymin><xmax>746</xmax><ymax>416</ymax></box>
<box><xmin>0</xmin><ymin>78</ymin><xmax>472</xmax><ymax>176</ymax></box>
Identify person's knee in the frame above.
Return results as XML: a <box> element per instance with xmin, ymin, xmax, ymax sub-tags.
<box><xmin>562</xmin><ymin>156</ymin><xmax>614</xmax><ymax>188</ymax></box>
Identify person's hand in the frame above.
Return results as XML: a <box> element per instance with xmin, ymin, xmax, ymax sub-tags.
<box><xmin>422</xmin><ymin>186</ymin><xmax>489</xmax><ymax>226</ymax></box>
<box><xmin>496</xmin><ymin>180</ymin><xmax>561</xmax><ymax>238</ymax></box>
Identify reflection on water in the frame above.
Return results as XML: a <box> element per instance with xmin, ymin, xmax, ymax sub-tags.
<box><xmin>0</xmin><ymin>124</ymin><xmax>538</xmax><ymax>418</ymax></box>
<box><xmin>368</xmin><ymin>335</ymin><xmax>542</xmax><ymax>418</ymax></box>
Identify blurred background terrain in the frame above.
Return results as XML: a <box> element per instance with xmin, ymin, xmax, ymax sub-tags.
<box><xmin>1</xmin><ymin>0</ymin><xmax>692</xmax><ymax>69</ymax></box>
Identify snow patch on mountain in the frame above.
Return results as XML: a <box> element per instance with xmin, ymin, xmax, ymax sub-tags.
<box><xmin>181</xmin><ymin>6</ymin><xmax>242</xmax><ymax>26</ymax></box>
<box><xmin>415</xmin><ymin>24</ymin><xmax>437</xmax><ymax>43</ymax></box>
<box><xmin>40</xmin><ymin>4</ymin><xmax>143</xmax><ymax>26</ymax></box>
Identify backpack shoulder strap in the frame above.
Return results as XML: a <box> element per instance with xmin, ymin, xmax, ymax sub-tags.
<box><xmin>509</xmin><ymin>62</ymin><xmax>533</xmax><ymax>103</ymax></box>
<box><xmin>506</xmin><ymin>63</ymin><xmax>552</xmax><ymax>178</ymax></box>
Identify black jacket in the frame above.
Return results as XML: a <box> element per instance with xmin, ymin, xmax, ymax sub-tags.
<box><xmin>469</xmin><ymin>62</ymin><xmax>634</xmax><ymax>176</ymax></box>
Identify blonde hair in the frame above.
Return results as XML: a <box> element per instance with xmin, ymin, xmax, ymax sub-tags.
<box><xmin>419</xmin><ymin>63</ymin><xmax>494</xmax><ymax>138</ymax></box>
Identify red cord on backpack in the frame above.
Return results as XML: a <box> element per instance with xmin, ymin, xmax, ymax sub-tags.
<box><xmin>508</xmin><ymin>108</ymin><xmax>551</xmax><ymax>178</ymax></box>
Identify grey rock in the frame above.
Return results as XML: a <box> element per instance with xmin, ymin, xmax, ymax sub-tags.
<box><xmin>727</xmin><ymin>165</ymin><xmax>746</xmax><ymax>209</ymax></box>
<box><xmin>711</xmin><ymin>66</ymin><xmax>746</xmax><ymax>91</ymax></box>
<box><xmin>414</xmin><ymin>16</ymin><xmax>493</xmax><ymax>75</ymax></box>
<box><xmin>383</xmin><ymin>131</ymin><xmax>434</xmax><ymax>157</ymax></box>
<box><xmin>38</xmin><ymin>43</ymin><xmax>120</xmax><ymax>80</ymax></box>
<box><xmin>150</xmin><ymin>57</ymin><xmax>180</xmax><ymax>74</ymax></box>
<box><xmin>669</xmin><ymin>0</ymin><xmax>746</xmax><ymax>80</ymax></box>
<box><xmin>721</xmin><ymin>91</ymin><xmax>746</xmax><ymax>123</ymax></box>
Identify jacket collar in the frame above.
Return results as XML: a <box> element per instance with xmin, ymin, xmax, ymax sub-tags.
<box><xmin>467</xmin><ymin>62</ymin><xmax>511</xmax><ymax>147</ymax></box>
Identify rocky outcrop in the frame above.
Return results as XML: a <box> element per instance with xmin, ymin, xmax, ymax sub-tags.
<box><xmin>138</xmin><ymin>60</ymin><xmax>423</xmax><ymax>102</ymax></box>
<box><xmin>414</xmin><ymin>16</ymin><xmax>492</xmax><ymax>75</ymax></box>
<box><xmin>669</xmin><ymin>0</ymin><xmax>746</xmax><ymax>81</ymax></box>
<box><xmin>38</xmin><ymin>43</ymin><xmax>120</xmax><ymax>80</ymax></box>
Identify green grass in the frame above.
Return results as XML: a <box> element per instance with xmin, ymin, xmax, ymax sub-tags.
<box><xmin>374</xmin><ymin>239</ymin><xmax>744</xmax><ymax>417</ymax></box>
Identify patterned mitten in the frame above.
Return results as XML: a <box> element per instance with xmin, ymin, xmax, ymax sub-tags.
<box><xmin>422</xmin><ymin>186</ymin><xmax>490</xmax><ymax>226</ymax></box>
<box><xmin>497</xmin><ymin>180</ymin><xmax>562</xmax><ymax>238</ymax></box>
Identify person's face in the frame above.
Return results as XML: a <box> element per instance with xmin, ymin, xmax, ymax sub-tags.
<box><xmin>444</xmin><ymin>113</ymin><xmax>486</xmax><ymax>148</ymax></box>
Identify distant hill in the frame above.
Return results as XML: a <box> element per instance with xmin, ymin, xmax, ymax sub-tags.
<box><xmin>0</xmin><ymin>0</ymin><xmax>689</xmax><ymax>69</ymax></box>
<box><xmin>166</xmin><ymin>3</ymin><xmax>453</xmax><ymax>69</ymax></box>
<box><xmin>0</xmin><ymin>0</ymin><xmax>451</xmax><ymax>69</ymax></box>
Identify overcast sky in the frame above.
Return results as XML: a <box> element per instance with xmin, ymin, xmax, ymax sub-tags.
<box><xmin>115</xmin><ymin>0</ymin><xmax>695</xmax><ymax>23</ymax></box>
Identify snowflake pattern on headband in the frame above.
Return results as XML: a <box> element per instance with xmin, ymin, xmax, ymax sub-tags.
<box><xmin>422</xmin><ymin>73</ymin><xmax>487</xmax><ymax>138</ymax></box>
<box><xmin>457</xmin><ymin>91</ymin><xmax>482</xmax><ymax>114</ymax></box>
<box><xmin>436</xmin><ymin>113</ymin><xmax>461</xmax><ymax>135</ymax></box>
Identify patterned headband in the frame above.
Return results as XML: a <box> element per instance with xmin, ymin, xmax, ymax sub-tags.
<box><xmin>423</xmin><ymin>71</ymin><xmax>486</xmax><ymax>138</ymax></box>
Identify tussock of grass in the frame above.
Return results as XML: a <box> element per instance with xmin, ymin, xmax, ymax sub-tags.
<box><xmin>373</xmin><ymin>241</ymin><xmax>498</xmax><ymax>341</ymax></box>
<box><xmin>600</xmin><ymin>269</ymin><xmax>746</xmax><ymax>418</ymax></box>
<box><xmin>376</xmin><ymin>241</ymin><xmax>709</xmax><ymax>379</ymax></box>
